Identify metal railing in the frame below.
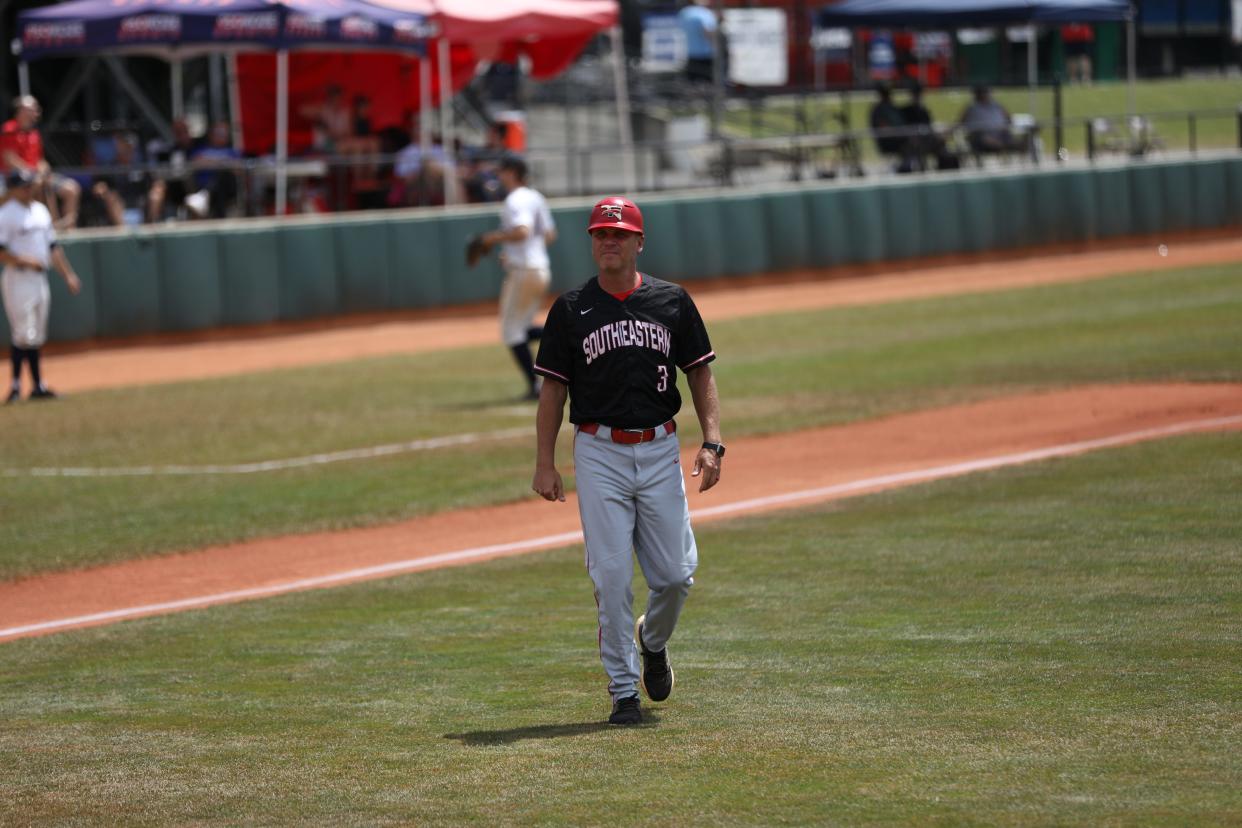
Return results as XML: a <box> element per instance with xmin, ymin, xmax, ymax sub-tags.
<box><xmin>35</xmin><ymin>106</ymin><xmax>1242</xmax><ymax>227</ymax></box>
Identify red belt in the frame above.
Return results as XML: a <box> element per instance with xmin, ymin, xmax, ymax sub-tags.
<box><xmin>579</xmin><ymin>420</ymin><xmax>676</xmax><ymax>445</ymax></box>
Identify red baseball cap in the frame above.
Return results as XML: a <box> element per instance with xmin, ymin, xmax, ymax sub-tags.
<box><xmin>587</xmin><ymin>196</ymin><xmax>643</xmax><ymax>235</ymax></box>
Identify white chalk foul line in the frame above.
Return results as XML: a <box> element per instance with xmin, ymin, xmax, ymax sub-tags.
<box><xmin>1</xmin><ymin>413</ymin><xmax>1239</xmax><ymax>642</ymax></box>
<box><xmin>1</xmin><ymin>427</ymin><xmax>534</xmax><ymax>477</ymax></box>
<box><xmin>0</xmin><ymin>531</ymin><xmax>586</xmax><ymax>641</ymax></box>
<box><xmin>689</xmin><ymin>414</ymin><xmax>1242</xmax><ymax>519</ymax></box>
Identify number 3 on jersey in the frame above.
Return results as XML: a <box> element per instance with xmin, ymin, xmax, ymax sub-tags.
<box><xmin>657</xmin><ymin>365</ymin><xmax>668</xmax><ymax>392</ymax></box>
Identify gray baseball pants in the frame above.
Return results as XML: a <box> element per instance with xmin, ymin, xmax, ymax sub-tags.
<box><xmin>573</xmin><ymin>423</ymin><xmax>698</xmax><ymax>702</ymax></box>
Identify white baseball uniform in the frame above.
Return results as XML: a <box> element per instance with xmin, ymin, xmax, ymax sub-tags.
<box><xmin>0</xmin><ymin>198</ymin><xmax>56</xmax><ymax>348</ymax></box>
<box><xmin>498</xmin><ymin>185</ymin><xmax>554</xmax><ymax>347</ymax></box>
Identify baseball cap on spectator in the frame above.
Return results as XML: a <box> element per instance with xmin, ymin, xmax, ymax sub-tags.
<box><xmin>5</xmin><ymin>168</ymin><xmax>35</xmax><ymax>189</ymax></box>
<box><xmin>499</xmin><ymin>154</ymin><xmax>528</xmax><ymax>180</ymax></box>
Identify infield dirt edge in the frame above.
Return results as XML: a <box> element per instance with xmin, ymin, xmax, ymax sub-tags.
<box><xmin>3</xmin><ymin>381</ymin><xmax>1239</xmax><ymax>642</ymax></box>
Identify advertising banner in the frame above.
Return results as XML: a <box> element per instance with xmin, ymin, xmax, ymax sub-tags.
<box><xmin>641</xmin><ymin>13</ymin><xmax>687</xmax><ymax>73</ymax></box>
<box><xmin>723</xmin><ymin>8</ymin><xmax>788</xmax><ymax>86</ymax></box>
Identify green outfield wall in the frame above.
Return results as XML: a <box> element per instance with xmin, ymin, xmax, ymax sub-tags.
<box><xmin>9</xmin><ymin>155</ymin><xmax>1242</xmax><ymax>346</ymax></box>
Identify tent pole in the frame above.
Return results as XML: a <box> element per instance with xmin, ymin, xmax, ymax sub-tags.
<box><xmin>102</xmin><ymin>56</ymin><xmax>172</xmax><ymax>139</ymax></box>
<box><xmin>209</xmin><ymin>53</ymin><xmax>225</xmax><ymax>124</ymax></box>
<box><xmin>609</xmin><ymin>26</ymin><xmax>636</xmax><ymax>192</ymax></box>
<box><xmin>1027</xmin><ymin>25</ymin><xmax>1037</xmax><ymax>118</ymax></box>
<box><xmin>18</xmin><ymin>61</ymin><xmax>29</xmax><ymax>97</ymax></box>
<box><xmin>276</xmin><ymin>48</ymin><xmax>288</xmax><ymax>216</ymax></box>
<box><xmin>711</xmin><ymin>0</ymin><xmax>724</xmax><ymax>140</ymax></box>
<box><xmin>438</xmin><ymin>38</ymin><xmax>456</xmax><ymax>206</ymax></box>
<box><xmin>227</xmin><ymin>51</ymin><xmax>244</xmax><ymax>152</ymax></box>
<box><xmin>41</xmin><ymin>57</ymin><xmax>96</xmax><ymax>130</ymax></box>
<box><xmin>1126</xmin><ymin>11</ymin><xmax>1136</xmax><ymax>118</ymax></box>
<box><xmin>171</xmin><ymin>55</ymin><xmax>184</xmax><ymax>120</ymax></box>
<box><xmin>420</xmin><ymin>53</ymin><xmax>431</xmax><ymax>159</ymax></box>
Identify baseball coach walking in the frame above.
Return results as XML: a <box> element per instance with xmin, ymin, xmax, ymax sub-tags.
<box><xmin>530</xmin><ymin>196</ymin><xmax>725</xmax><ymax>726</ymax></box>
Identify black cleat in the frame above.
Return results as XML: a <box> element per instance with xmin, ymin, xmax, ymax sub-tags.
<box><xmin>608</xmin><ymin>695</ymin><xmax>642</xmax><ymax>726</ymax></box>
<box><xmin>5</xmin><ymin>388</ymin><xmax>18</xmax><ymax>405</ymax></box>
<box><xmin>635</xmin><ymin>614</ymin><xmax>674</xmax><ymax>702</ymax></box>
<box><xmin>29</xmin><ymin>386</ymin><xmax>58</xmax><ymax>401</ymax></box>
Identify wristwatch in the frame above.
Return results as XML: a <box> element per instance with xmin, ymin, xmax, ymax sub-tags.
<box><xmin>701</xmin><ymin>441</ymin><xmax>726</xmax><ymax>458</ymax></box>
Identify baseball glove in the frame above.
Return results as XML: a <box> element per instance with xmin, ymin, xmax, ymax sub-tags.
<box><xmin>465</xmin><ymin>234</ymin><xmax>494</xmax><ymax>268</ymax></box>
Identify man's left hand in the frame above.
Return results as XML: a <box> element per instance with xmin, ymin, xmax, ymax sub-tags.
<box><xmin>691</xmin><ymin>448</ymin><xmax>721</xmax><ymax>492</ymax></box>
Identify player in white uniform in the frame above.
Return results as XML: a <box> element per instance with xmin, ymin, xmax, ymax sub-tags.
<box><xmin>1</xmin><ymin>169</ymin><xmax>80</xmax><ymax>403</ymax></box>
<box><xmin>479</xmin><ymin>156</ymin><xmax>556</xmax><ymax>400</ymax></box>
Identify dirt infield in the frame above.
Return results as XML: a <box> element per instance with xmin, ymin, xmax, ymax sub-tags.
<box><xmin>46</xmin><ymin>236</ymin><xmax>1242</xmax><ymax>394</ymax></box>
<box><xmin>4</xmin><ymin>237</ymin><xmax>1240</xmax><ymax>642</ymax></box>
<box><xmin>3</xmin><ymin>383</ymin><xmax>1240</xmax><ymax>641</ymax></box>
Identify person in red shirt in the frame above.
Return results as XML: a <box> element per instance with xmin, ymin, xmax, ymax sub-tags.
<box><xmin>1</xmin><ymin>96</ymin><xmax>80</xmax><ymax>229</ymax></box>
<box><xmin>1061</xmin><ymin>24</ymin><xmax>1095</xmax><ymax>85</ymax></box>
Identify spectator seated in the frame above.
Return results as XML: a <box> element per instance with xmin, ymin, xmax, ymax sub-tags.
<box><xmin>958</xmin><ymin>86</ymin><xmax>1037</xmax><ymax>166</ymax></box>
<box><xmin>899</xmin><ymin>82</ymin><xmax>959</xmax><ymax>173</ymax></box>
<box><xmin>84</xmin><ymin>132</ymin><xmax>161</xmax><ymax>227</ymax></box>
<box><xmin>869</xmin><ymin>83</ymin><xmax>909</xmax><ymax>169</ymax></box>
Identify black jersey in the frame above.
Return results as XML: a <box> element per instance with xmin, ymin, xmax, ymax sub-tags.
<box><xmin>534</xmin><ymin>273</ymin><xmax>715</xmax><ymax>429</ymax></box>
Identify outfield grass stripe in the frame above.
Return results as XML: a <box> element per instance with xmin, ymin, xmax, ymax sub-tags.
<box><xmin>0</xmin><ymin>426</ymin><xmax>534</xmax><ymax>477</ymax></box>
<box><xmin>4</xmin><ymin>411</ymin><xmax>1238</xmax><ymax>643</ymax></box>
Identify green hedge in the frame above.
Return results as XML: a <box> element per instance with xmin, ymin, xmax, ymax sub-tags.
<box><xmin>4</xmin><ymin>156</ymin><xmax>1238</xmax><ymax>346</ymax></box>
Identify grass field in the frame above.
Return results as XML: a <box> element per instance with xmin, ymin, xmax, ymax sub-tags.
<box><xmin>1</xmin><ymin>262</ymin><xmax>1240</xmax><ymax>579</ymax></box>
<box><xmin>1</xmin><ymin>432</ymin><xmax>1238</xmax><ymax>824</ymax></box>
<box><xmin>724</xmin><ymin>76</ymin><xmax>1242</xmax><ymax>162</ymax></box>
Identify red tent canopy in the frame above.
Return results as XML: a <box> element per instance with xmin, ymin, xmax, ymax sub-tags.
<box><xmin>372</xmin><ymin>0</ymin><xmax>618</xmax><ymax>73</ymax></box>
<box><xmin>237</xmin><ymin>47</ymin><xmax>476</xmax><ymax>156</ymax></box>
<box><xmin>237</xmin><ymin>0</ymin><xmax>618</xmax><ymax>155</ymax></box>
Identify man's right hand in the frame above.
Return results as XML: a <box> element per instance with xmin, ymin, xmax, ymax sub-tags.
<box><xmin>532</xmin><ymin>466</ymin><xmax>565</xmax><ymax>502</ymax></box>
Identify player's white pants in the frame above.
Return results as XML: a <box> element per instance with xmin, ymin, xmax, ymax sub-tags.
<box><xmin>1</xmin><ymin>269</ymin><xmax>51</xmax><ymax>349</ymax></box>
<box><xmin>574</xmin><ymin>423</ymin><xmax>697</xmax><ymax>703</ymax></box>
<box><xmin>499</xmin><ymin>266</ymin><xmax>549</xmax><ymax>346</ymax></box>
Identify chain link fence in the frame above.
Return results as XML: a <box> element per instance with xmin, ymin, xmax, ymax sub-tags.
<box><xmin>26</xmin><ymin>39</ymin><xmax>1242</xmax><ymax>227</ymax></box>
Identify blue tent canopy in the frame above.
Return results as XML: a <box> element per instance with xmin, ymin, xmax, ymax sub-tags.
<box><xmin>17</xmin><ymin>0</ymin><xmax>432</xmax><ymax>60</ymax></box>
<box><xmin>14</xmin><ymin>0</ymin><xmax>433</xmax><ymax>215</ymax></box>
<box><xmin>817</xmin><ymin>0</ymin><xmax>1131</xmax><ymax>27</ymax></box>
<box><xmin>818</xmin><ymin>0</ymin><xmax>1140</xmax><ymax>139</ymax></box>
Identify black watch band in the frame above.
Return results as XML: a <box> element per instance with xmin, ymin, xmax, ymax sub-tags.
<box><xmin>701</xmin><ymin>441</ymin><xmax>726</xmax><ymax>458</ymax></box>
